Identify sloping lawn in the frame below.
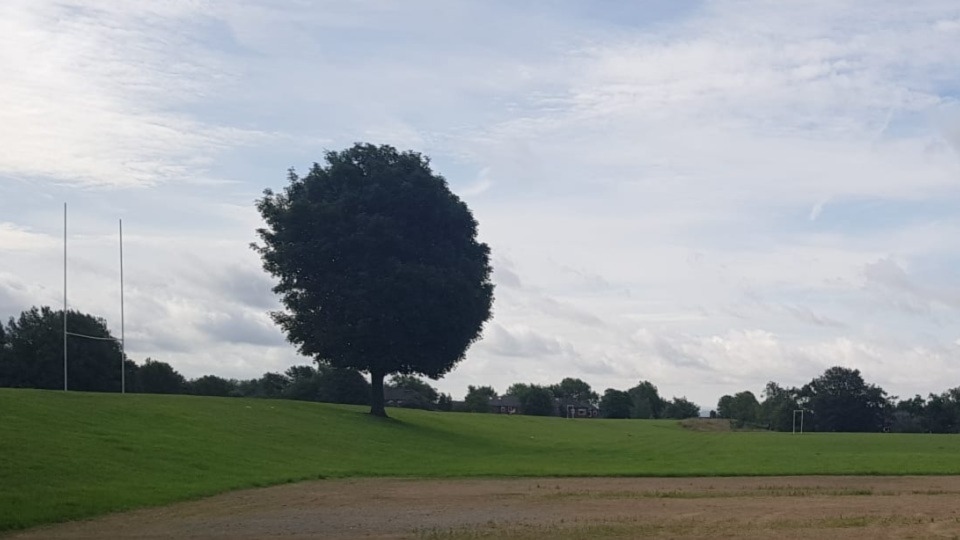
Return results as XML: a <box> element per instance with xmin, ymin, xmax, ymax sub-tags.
<box><xmin>3</xmin><ymin>388</ymin><xmax>960</xmax><ymax>531</ymax></box>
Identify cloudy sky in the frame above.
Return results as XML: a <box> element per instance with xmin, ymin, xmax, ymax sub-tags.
<box><xmin>3</xmin><ymin>0</ymin><xmax>960</xmax><ymax>410</ymax></box>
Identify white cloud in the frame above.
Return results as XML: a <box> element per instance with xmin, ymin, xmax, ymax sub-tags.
<box><xmin>0</xmin><ymin>0</ymin><xmax>267</xmax><ymax>187</ymax></box>
<box><xmin>3</xmin><ymin>0</ymin><xmax>960</xmax><ymax>409</ymax></box>
<box><xmin>0</xmin><ymin>223</ymin><xmax>57</xmax><ymax>251</ymax></box>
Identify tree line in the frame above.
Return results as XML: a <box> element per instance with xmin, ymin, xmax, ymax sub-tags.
<box><xmin>4</xmin><ymin>306</ymin><xmax>960</xmax><ymax>432</ymax></box>
<box><xmin>0</xmin><ymin>306</ymin><xmax>372</xmax><ymax>403</ymax></box>
<box><xmin>714</xmin><ymin>366</ymin><xmax>960</xmax><ymax>433</ymax></box>
<box><xmin>461</xmin><ymin>379</ymin><xmax>700</xmax><ymax>419</ymax></box>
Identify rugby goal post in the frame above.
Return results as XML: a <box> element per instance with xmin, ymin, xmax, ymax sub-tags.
<box><xmin>62</xmin><ymin>203</ymin><xmax>127</xmax><ymax>393</ymax></box>
<box><xmin>792</xmin><ymin>409</ymin><xmax>808</xmax><ymax>434</ymax></box>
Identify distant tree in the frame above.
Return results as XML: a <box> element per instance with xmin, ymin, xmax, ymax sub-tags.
<box><xmin>253</xmin><ymin>143</ymin><xmax>495</xmax><ymax>417</ymax></box>
<box><xmin>0</xmin><ymin>323</ymin><xmax>7</xmax><ymax>383</ymax></box>
<box><xmin>1</xmin><ymin>306</ymin><xmax>124</xmax><ymax>392</ymax></box>
<box><xmin>315</xmin><ymin>365</ymin><xmax>370</xmax><ymax>405</ymax></box>
<box><xmin>890</xmin><ymin>395</ymin><xmax>926</xmax><ymax>433</ymax></box>
<box><xmin>599</xmin><ymin>388</ymin><xmax>632</xmax><ymax>418</ymax></box>
<box><xmin>507</xmin><ymin>384</ymin><xmax>555</xmax><ymax>416</ymax></box>
<box><xmin>255</xmin><ymin>372</ymin><xmax>290</xmax><ymax>398</ymax></box>
<box><xmin>136</xmin><ymin>358</ymin><xmax>186</xmax><ymax>394</ymax></box>
<box><xmin>283</xmin><ymin>365</ymin><xmax>321</xmax><ymax>401</ymax></box>
<box><xmin>801</xmin><ymin>367</ymin><xmax>887</xmax><ymax>432</ymax></box>
<box><xmin>233</xmin><ymin>378</ymin><xmax>260</xmax><ymax>397</ymax></box>
<box><xmin>389</xmin><ymin>374</ymin><xmax>439</xmax><ymax>407</ymax></box>
<box><xmin>437</xmin><ymin>392</ymin><xmax>453</xmax><ymax>411</ymax></box>
<box><xmin>464</xmin><ymin>385</ymin><xmax>497</xmax><ymax>412</ymax></box>
<box><xmin>550</xmin><ymin>378</ymin><xmax>599</xmax><ymax>405</ymax></box>
<box><xmin>505</xmin><ymin>383</ymin><xmax>531</xmax><ymax>398</ymax></box>
<box><xmin>627</xmin><ymin>380</ymin><xmax>666</xmax><ymax>419</ymax></box>
<box><xmin>923</xmin><ymin>389</ymin><xmax>960</xmax><ymax>433</ymax></box>
<box><xmin>663</xmin><ymin>397</ymin><xmax>700</xmax><ymax>419</ymax></box>
<box><xmin>759</xmin><ymin>382</ymin><xmax>800</xmax><ymax>431</ymax></box>
<box><xmin>716</xmin><ymin>391</ymin><xmax>760</xmax><ymax>425</ymax></box>
<box><xmin>188</xmin><ymin>375</ymin><xmax>236</xmax><ymax>397</ymax></box>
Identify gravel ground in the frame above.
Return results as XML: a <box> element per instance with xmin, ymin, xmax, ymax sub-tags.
<box><xmin>8</xmin><ymin>476</ymin><xmax>960</xmax><ymax>539</ymax></box>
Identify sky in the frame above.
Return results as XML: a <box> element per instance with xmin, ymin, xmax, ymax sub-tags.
<box><xmin>2</xmin><ymin>0</ymin><xmax>960</xmax><ymax>410</ymax></box>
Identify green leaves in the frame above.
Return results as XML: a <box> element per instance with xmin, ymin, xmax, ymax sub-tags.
<box><xmin>253</xmin><ymin>144</ymin><xmax>494</xmax><ymax>416</ymax></box>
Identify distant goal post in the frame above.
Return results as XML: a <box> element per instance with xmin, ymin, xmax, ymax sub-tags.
<box><xmin>62</xmin><ymin>203</ymin><xmax>127</xmax><ymax>393</ymax></box>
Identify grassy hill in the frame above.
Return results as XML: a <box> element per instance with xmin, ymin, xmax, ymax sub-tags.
<box><xmin>4</xmin><ymin>388</ymin><xmax>960</xmax><ymax>531</ymax></box>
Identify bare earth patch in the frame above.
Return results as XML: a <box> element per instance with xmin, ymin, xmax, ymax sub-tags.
<box><xmin>9</xmin><ymin>476</ymin><xmax>960</xmax><ymax>539</ymax></box>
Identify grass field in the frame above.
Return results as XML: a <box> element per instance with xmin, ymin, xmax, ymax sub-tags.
<box><xmin>3</xmin><ymin>388</ymin><xmax>960</xmax><ymax>532</ymax></box>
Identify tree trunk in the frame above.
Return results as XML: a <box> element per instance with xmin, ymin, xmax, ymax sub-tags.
<box><xmin>369</xmin><ymin>369</ymin><xmax>387</xmax><ymax>417</ymax></box>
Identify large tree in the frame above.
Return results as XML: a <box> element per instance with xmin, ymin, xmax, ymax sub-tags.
<box><xmin>254</xmin><ymin>144</ymin><xmax>494</xmax><ymax>417</ymax></box>
<box><xmin>628</xmin><ymin>380</ymin><xmax>666</xmax><ymax>419</ymax></box>
<box><xmin>663</xmin><ymin>397</ymin><xmax>701</xmax><ymax>419</ymax></box>
<box><xmin>1</xmin><ymin>306</ymin><xmax>124</xmax><ymax>392</ymax></box>
<box><xmin>136</xmin><ymin>358</ymin><xmax>186</xmax><ymax>394</ymax></box>
<box><xmin>801</xmin><ymin>367</ymin><xmax>888</xmax><ymax>432</ymax></box>
<box><xmin>716</xmin><ymin>390</ymin><xmax>761</xmax><ymax>425</ymax></box>
<box><xmin>549</xmin><ymin>377</ymin><xmax>599</xmax><ymax>405</ymax></box>
<box><xmin>506</xmin><ymin>383</ymin><xmax>555</xmax><ymax>416</ymax></box>
<box><xmin>758</xmin><ymin>382</ymin><xmax>801</xmax><ymax>431</ymax></box>
<box><xmin>464</xmin><ymin>385</ymin><xmax>497</xmax><ymax>412</ymax></box>
<box><xmin>599</xmin><ymin>388</ymin><xmax>632</xmax><ymax>418</ymax></box>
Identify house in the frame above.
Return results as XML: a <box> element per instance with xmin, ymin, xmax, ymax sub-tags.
<box><xmin>557</xmin><ymin>399</ymin><xmax>600</xmax><ymax>418</ymax></box>
<box><xmin>489</xmin><ymin>395</ymin><xmax>522</xmax><ymax>414</ymax></box>
<box><xmin>383</xmin><ymin>387</ymin><xmax>426</xmax><ymax>408</ymax></box>
<box><xmin>487</xmin><ymin>395</ymin><xmax>600</xmax><ymax>417</ymax></box>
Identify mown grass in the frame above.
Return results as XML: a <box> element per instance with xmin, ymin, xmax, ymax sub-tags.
<box><xmin>3</xmin><ymin>388</ymin><xmax>960</xmax><ymax>531</ymax></box>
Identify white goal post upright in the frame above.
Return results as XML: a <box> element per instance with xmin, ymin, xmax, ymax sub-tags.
<box><xmin>62</xmin><ymin>203</ymin><xmax>127</xmax><ymax>393</ymax></box>
<box><xmin>792</xmin><ymin>409</ymin><xmax>807</xmax><ymax>434</ymax></box>
<box><xmin>119</xmin><ymin>218</ymin><xmax>125</xmax><ymax>394</ymax></box>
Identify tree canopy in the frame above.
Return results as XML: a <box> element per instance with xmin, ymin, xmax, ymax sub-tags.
<box><xmin>716</xmin><ymin>391</ymin><xmax>761</xmax><ymax>425</ymax></box>
<box><xmin>0</xmin><ymin>306</ymin><xmax>124</xmax><ymax>392</ymax></box>
<box><xmin>600</xmin><ymin>388</ymin><xmax>632</xmax><ymax>418</ymax></box>
<box><xmin>136</xmin><ymin>358</ymin><xmax>186</xmax><ymax>394</ymax></box>
<box><xmin>663</xmin><ymin>397</ymin><xmax>701</xmax><ymax>419</ymax></box>
<box><xmin>506</xmin><ymin>383</ymin><xmax>555</xmax><ymax>416</ymax></box>
<box><xmin>253</xmin><ymin>143</ymin><xmax>494</xmax><ymax>416</ymax></box>
<box><xmin>801</xmin><ymin>366</ymin><xmax>887</xmax><ymax>432</ymax></box>
<box><xmin>549</xmin><ymin>377</ymin><xmax>599</xmax><ymax>405</ymax></box>
<box><xmin>464</xmin><ymin>385</ymin><xmax>496</xmax><ymax>412</ymax></box>
<box><xmin>628</xmin><ymin>380</ymin><xmax>666</xmax><ymax>419</ymax></box>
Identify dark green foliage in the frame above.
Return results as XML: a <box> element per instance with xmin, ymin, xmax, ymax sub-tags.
<box><xmin>507</xmin><ymin>383</ymin><xmax>555</xmax><ymax>416</ymax></box>
<box><xmin>464</xmin><ymin>385</ymin><xmax>497</xmax><ymax>412</ymax></box>
<box><xmin>188</xmin><ymin>375</ymin><xmax>236</xmax><ymax>397</ymax></box>
<box><xmin>315</xmin><ymin>365</ymin><xmax>370</xmax><ymax>405</ymax></box>
<box><xmin>256</xmin><ymin>372</ymin><xmax>290</xmax><ymax>398</ymax></box>
<box><xmin>716</xmin><ymin>390</ymin><xmax>761</xmax><ymax>426</ymax></box>
<box><xmin>628</xmin><ymin>380</ymin><xmax>666</xmax><ymax>419</ymax></box>
<box><xmin>0</xmin><ymin>324</ymin><xmax>6</xmax><ymax>382</ymax></box>
<box><xmin>253</xmin><ymin>143</ymin><xmax>494</xmax><ymax>417</ymax></box>
<box><xmin>275</xmin><ymin>364</ymin><xmax>369</xmax><ymax>404</ymax></box>
<box><xmin>135</xmin><ymin>358</ymin><xmax>186</xmax><ymax>394</ymax></box>
<box><xmin>663</xmin><ymin>397</ymin><xmax>700</xmax><ymax>419</ymax></box>
<box><xmin>801</xmin><ymin>366</ymin><xmax>887</xmax><ymax>432</ymax></box>
<box><xmin>549</xmin><ymin>377</ymin><xmax>599</xmax><ymax>405</ymax></box>
<box><xmin>389</xmin><ymin>374</ymin><xmax>439</xmax><ymax>408</ymax></box>
<box><xmin>283</xmin><ymin>365</ymin><xmax>322</xmax><ymax>401</ymax></box>
<box><xmin>437</xmin><ymin>393</ymin><xmax>453</xmax><ymax>411</ymax></box>
<box><xmin>759</xmin><ymin>382</ymin><xmax>799</xmax><ymax>431</ymax></box>
<box><xmin>0</xmin><ymin>306</ymin><xmax>123</xmax><ymax>392</ymax></box>
<box><xmin>923</xmin><ymin>389</ymin><xmax>960</xmax><ymax>433</ymax></box>
<box><xmin>890</xmin><ymin>395</ymin><xmax>925</xmax><ymax>433</ymax></box>
<box><xmin>599</xmin><ymin>388</ymin><xmax>632</xmax><ymax>418</ymax></box>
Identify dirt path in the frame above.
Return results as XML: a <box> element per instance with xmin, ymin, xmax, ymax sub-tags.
<box><xmin>10</xmin><ymin>476</ymin><xmax>960</xmax><ymax>539</ymax></box>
